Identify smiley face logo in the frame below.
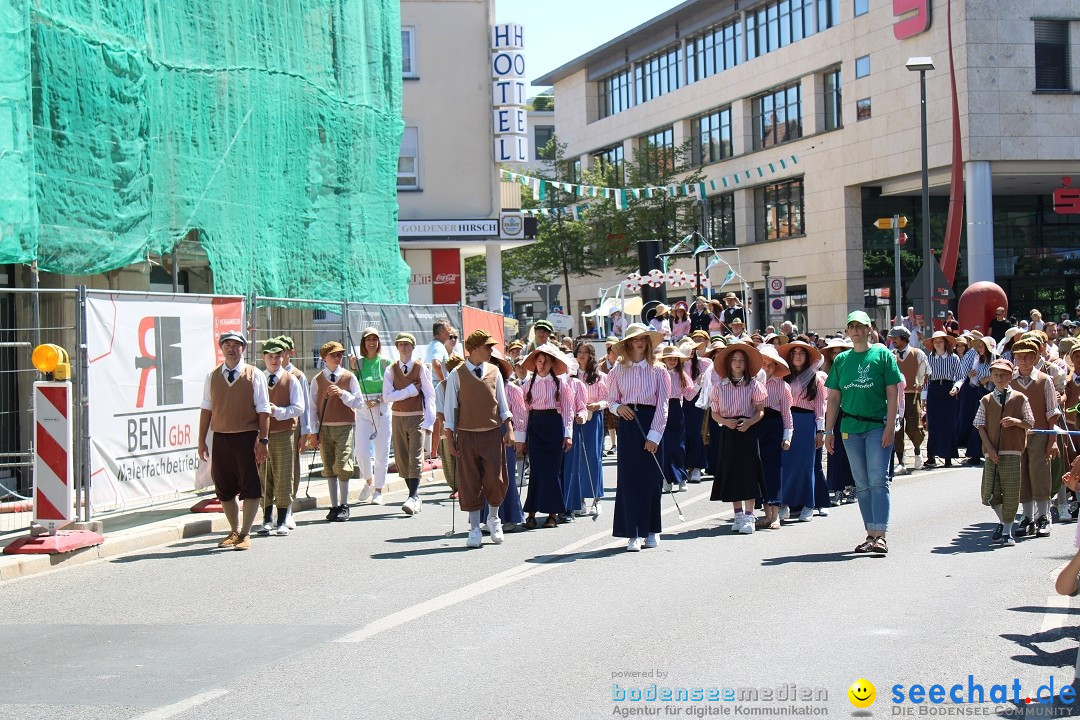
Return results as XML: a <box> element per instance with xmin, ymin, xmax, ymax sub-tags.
<box><xmin>848</xmin><ymin>679</ymin><xmax>876</xmax><ymax>708</ymax></box>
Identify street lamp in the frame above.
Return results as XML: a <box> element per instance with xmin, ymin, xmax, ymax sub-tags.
<box><xmin>906</xmin><ymin>55</ymin><xmax>935</xmax><ymax>331</ymax></box>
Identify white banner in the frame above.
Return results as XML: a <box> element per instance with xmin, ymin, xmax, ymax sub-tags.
<box><xmin>86</xmin><ymin>293</ymin><xmax>245</xmax><ymax>512</ymax></box>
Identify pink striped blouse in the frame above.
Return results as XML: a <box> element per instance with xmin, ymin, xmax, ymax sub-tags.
<box><xmin>506</xmin><ymin>380</ymin><xmax>526</xmax><ymax>428</ymax></box>
<box><xmin>709</xmin><ymin>372</ymin><xmax>767</xmax><ymax>418</ymax></box>
<box><xmin>665</xmin><ymin>366</ymin><xmax>697</xmax><ymax>402</ymax></box>
<box><xmin>790</xmin><ymin>373</ymin><xmax>827</xmax><ymax>431</ymax></box>
<box><xmin>764</xmin><ymin>376</ymin><xmax>794</xmax><ymax>431</ymax></box>
<box><xmin>513</xmin><ymin>372</ymin><xmax>574</xmax><ymax>441</ymax></box>
<box><xmin>576</xmin><ymin>371</ymin><xmax>610</xmax><ymax>409</ymax></box>
<box><xmin>606</xmin><ymin>360</ymin><xmax>671</xmax><ymax>444</ymax></box>
<box><xmin>567</xmin><ymin>375</ymin><xmax>588</xmax><ymax>424</ymax></box>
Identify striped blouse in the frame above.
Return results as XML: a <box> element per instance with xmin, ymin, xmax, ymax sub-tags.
<box><xmin>665</xmin><ymin>367</ymin><xmax>697</xmax><ymax>402</ymax></box>
<box><xmin>954</xmin><ymin>349</ymin><xmax>993</xmax><ymax>390</ymax></box>
<box><xmin>709</xmin><ymin>372</ymin><xmax>767</xmax><ymax>418</ymax></box>
<box><xmin>567</xmin><ymin>375</ymin><xmax>589</xmax><ymax>424</ymax></box>
<box><xmin>927</xmin><ymin>352</ymin><xmax>961</xmax><ymax>383</ymax></box>
<box><xmin>513</xmin><ymin>372</ymin><xmax>575</xmax><ymax>441</ymax></box>
<box><xmin>790</xmin><ymin>373</ymin><xmax>827</xmax><ymax>431</ymax></box>
<box><xmin>764</xmin><ymin>376</ymin><xmax>794</xmax><ymax>441</ymax></box>
<box><xmin>607</xmin><ymin>360</ymin><xmax>671</xmax><ymax>444</ymax></box>
<box><xmin>576</xmin><ymin>371</ymin><xmax>610</xmax><ymax>409</ymax></box>
<box><xmin>506</xmin><ymin>380</ymin><xmax>527</xmax><ymax>427</ymax></box>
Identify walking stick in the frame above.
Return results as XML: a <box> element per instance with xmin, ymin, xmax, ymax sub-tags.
<box><xmin>577</xmin><ymin>417</ymin><xmax>600</xmax><ymax>520</ymax></box>
<box><xmin>631</xmin><ymin>411</ymin><xmax>685</xmax><ymax>522</ymax></box>
<box><xmin>305</xmin><ymin>394</ymin><xmax>329</xmax><ymax>499</ymax></box>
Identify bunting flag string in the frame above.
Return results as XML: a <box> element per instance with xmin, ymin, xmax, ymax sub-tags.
<box><xmin>500</xmin><ymin>153</ymin><xmax>798</xmax><ymax>213</ymax></box>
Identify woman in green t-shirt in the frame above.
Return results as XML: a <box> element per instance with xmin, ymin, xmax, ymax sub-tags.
<box><xmin>353</xmin><ymin>327</ymin><xmax>392</xmax><ymax>505</ymax></box>
<box><xmin>824</xmin><ymin>311</ymin><xmax>902</xmax><ymax>555</ymax></box>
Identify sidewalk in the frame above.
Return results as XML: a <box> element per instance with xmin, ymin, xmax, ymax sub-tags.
<box><xmin>0</xmin><ymin>466</ymin><xmax>448</xmax><ymax>583</ymax></box>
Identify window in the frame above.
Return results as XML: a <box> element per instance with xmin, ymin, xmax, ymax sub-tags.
<box><xmin>639</xmin><ymin>127</ymin><xmax>675</xmax><ymax>179</ymax></box>
<box><xmin>401</xmin><ymin>27</ymin><xmax>417</xmax><ymax>77</ymax></box>
<box><xmin>592</xmin><ymin>145</ymin><xmax>624</xmax><ymax>185</ymax></box>
<box><xmin>598</xmin><ymin>68</ymin><xmax>634</xmax><ymax>118</ymax></box>
<box><xmin>707</xmin><ymin>193</ymin><xmax>736</xmax><ymax>247</ymax></box>
<box><xmin>635</xmin><ymin>46</ymin><xmax>681</xmax><ymax>104</ymax></box>
<box><xmin>746</xmin><ymin>0</ymin><xmax>816</xmax><ymax>60</ymax></box>
<box><xmin>823</xmin><ymin>69</ymin><xmax>842</xmax><ymax>130</ymax></box>
<box><xmin>1035</xmin><ymin>20</ymin><xmax>1071</xmax><ymax>90</ymax></box>
<box><xmin>854</xmin><ymin>0</ymin><xmax>869</xmax><ymax>16</ymax></box>
<box><xmin>752</xmin><ymin>84</ymin><xmax>802</xmax><ymax>150</ymax></box>
<box><xmin>856</xmin><ymin>97</ymin><xmax>871</xmax><ymax>121</ymax></box>
<box><xmin>686</xmin><ymin>19</ymin><xmax>742</xmax><ymax>83</ymax></box>
<box><xmin>398</xmin><ymin>126</ymin><xmax>419</xmax><ymax>189</ymax></box>
<box><xmin>692</xmin><ymin>107</ymin><xmax>733</xmax><ymax>166</ymax></box>
<box><xmin>855</xmin><ymin>55</ymin><xmax>870</xmax><ymax>78</ymax></box>
<box><xmin>756</xmin><ymin>178</ymin><xmax>805</xmax><ymax>242</ymax></box>
<box><xmin>817</xmin><ymin>0</ymin><xmax>840</xmax><ymax>31</ymax></box>
<box><xmin>534</xmin><ymin>125</ymin><xmax>554</xmax><ymax>160</ymax></box>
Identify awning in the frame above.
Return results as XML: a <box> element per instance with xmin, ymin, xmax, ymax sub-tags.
<box><xmin>582</xmin><ymin>296</ymin><xmax>643</xmax><ymax>317</ymax></box>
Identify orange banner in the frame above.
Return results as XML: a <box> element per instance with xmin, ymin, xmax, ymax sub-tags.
<box><xmin>462</xmin><ymin>306</ymin><xmax>505</xmax><ymax>349</ymax></box>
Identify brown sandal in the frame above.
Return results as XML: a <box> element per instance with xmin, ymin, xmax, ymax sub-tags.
<box><xmin>854</xmin><ymin>536</ymin><xmax>874</xmax><ymax>553</ymax></box>
<box><xmin>542</xmin><ymin>515</ymin><xmax>558</xmax><ymax>528</ymax></box>
<box><xmin>524</xmin><ymin>517</ymin><xmax>537</xmax><ymax>530</ymax></box>
<box><xmin>870</xmin><ymin>536</ymin><xmax>888</xmax><ymax>554</ymax></box>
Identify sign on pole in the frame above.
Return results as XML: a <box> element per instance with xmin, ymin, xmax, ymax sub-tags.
<box><xmin>767</xmin><ymin>277</ymin><xmax>786</xmax><ymax>296</ymax></box>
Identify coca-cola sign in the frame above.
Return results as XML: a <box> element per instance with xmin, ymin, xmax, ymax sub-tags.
<box><xmin>433</xmin><ymin>273</ymin><xmax>459</xmax><ymax>285</ymax></box>
<box><xmin>431</xmin><ymin>249</ymin><xmax>462</xmax><ymax>303</ymax></box>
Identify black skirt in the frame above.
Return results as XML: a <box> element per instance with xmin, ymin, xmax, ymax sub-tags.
<box><xmin>709</xmin><ymin>420</ymin><xmax>764</xmax><ymax>502</ymax></box>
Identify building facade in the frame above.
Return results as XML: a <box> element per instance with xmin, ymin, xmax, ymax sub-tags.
<box><xmin>534</xmin><ymin>0</ymin><xmax>1080</xmax><ymax>332</ymax></box>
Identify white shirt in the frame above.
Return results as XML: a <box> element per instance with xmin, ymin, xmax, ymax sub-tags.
<box><xmin>381</xmin><ymin>359</ymin><xmax>436</xmax><ymax>431</ymax></box>
<box><xmin>264</xmin><ymin>367</ymin><xmax>306</xmax><ymax>423</ymax></box>
<box><xmin>282</xmin><ymin>361</ymin><xmax>313</xmax><ymax>434</ymax></box>
<box><xmin>199</xmin><ymin>359</ymin><xmax>272</xmax><ymax>415</ymax></box>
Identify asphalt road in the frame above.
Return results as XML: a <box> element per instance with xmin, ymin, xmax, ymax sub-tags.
<box><xmin>2</xmin><ymin>461</ymin><xmax>1079</xmax><ymax>719</ymax></box>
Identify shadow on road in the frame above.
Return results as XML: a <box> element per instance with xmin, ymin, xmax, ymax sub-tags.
<box><xmin>760</xmin><ymin>550</ymin><xmax>884</xmax><ymax>565</ymax></box>
<box><xmin>1001</xmin><ymin>625</ymin><xmax>1080</xmax><ymax>670</ymax></box>
<box><xmin>930</xmin><ymin>522</ymin><xmax>1001</xmax><ymax>555</ymax></box>
<box><xmin>369</xmin><ymin>545</ymin><xmax>472</xmax><ymax>559</ymax></box>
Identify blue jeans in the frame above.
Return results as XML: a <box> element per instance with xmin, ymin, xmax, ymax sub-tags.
<box><xmin>843</xmin><ymin>427</ymin><xmax>892</xmax><ymax>533</ymax></box>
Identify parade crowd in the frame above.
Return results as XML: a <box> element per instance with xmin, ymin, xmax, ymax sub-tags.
<box><xmin>196</xmin><ymin>295</ymin><xmax>1080</xmax><ymax>555</ymax></box>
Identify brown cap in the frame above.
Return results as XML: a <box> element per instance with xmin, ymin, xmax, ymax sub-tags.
<box><xmin>320</xmin><ymin>340</ymin><xmax>345</xmax><ymax>358</ymax></box>
<box><xmin>989</xmin><ymin>359</ymin><xmax>1015</xmax><ymax>373</ymax></box>
<box><xmin>1010</xmin><ymin>340</ymin><xmax>1039</xmax><ymax>355</ymax></box>
<box><xmin>464</xmin><ymin>329</ymin><xmax>498</xmax><ymax>352</ymax></box>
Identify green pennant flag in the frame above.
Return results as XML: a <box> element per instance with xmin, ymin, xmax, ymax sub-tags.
<box><xmin>768</xmin><ymin>163</ymin><xmax>776</xmax><ymax>173</ymax></box>
<box><xmin>756</xmin><ymin>167</ymin><xmax>764</xmax><ymax>178</ymax></box>
<box><xmin>779</xmin><ymin>158</ymin><xmax>787</xmax><ymax>169</ymax></box>
<box><xmin>538</xmin><ymin>179</ymin><xmax>547</xmax><ymax>201</ymax></box>
<box><xmin>645</xmin><ymin>187</ymin><xmax>654</xmax><ymax>199</ymax></box>
<box><xmin>709</xmin><ymin>180</ymin><xmax>717</xmax><ymax>191</ymax></box>
<box><xmin>722</xmin><ymin>177</ymin><xmax>729</xmax><ymax>188</ymax></box>
<box><xmin>733</xmin><ymin>174</ymin><xmax>740</xmax><ymax>185</ymax></box>
<box><xmin>744</xmin><ymin>170</ymin><xmax>752</xmax><ymax>179</ymax></box>
<box><xmin>790</xmin><ymin>155</ymin><xmax>798</xmax><ymax>165</ymax></box>
<box><xmin>698</xmin><ymin>182</ymin><xmax>707</xmax><ymax>198</ymax></box>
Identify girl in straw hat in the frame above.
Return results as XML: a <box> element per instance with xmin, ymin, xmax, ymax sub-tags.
<box><xmin>606</xmin><ymin>323</ymin><xmax>670</xmax><ymax>551</ymax></box>
<box><xmin>571</xmin><ymin>341</ymin><xmax>609</xmax><ymax>515</ymax></box>
<box><xmin>954</xmin><ymin>335</ymin><xmax>996</xmax><ymax>467</ymax></box>
<box><xmin>756</xmin><ymin>345</ymin><xmax>793</xmax><ymax>528</ymax></box>
<box><xmin>922</xmin><ymin>331</ymin><xmax>961</xmax><ymax>468</ymax></box>
<box><xmin>514</xmin><ymin>344</ymin><xmax>574</xmax><ymax>529</ymax></box>
<box><xmin>659</xmin><ymin>344</ymin><xmax>696</xmax><ymax>493</ymax></box>
<box><xmin>780</xmin><ymin>340</ymin><xmax>826</xmax><ymax>524</ymax></box>
<box><xmin>681</xmin><ymin>332</ymin><xmax>712</xmax><ymax>483</ymax></box>
<box><xmin>707</xmin><ymin>342</ymin><xmax>767</xmax><ymax>534</ymax></box>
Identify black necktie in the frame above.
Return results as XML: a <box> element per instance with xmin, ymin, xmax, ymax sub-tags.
<box><xmin>227</xmin><ymin>368</ymin><xmax>236</xmax><ymax>383</ymax></box>
<box><xmin>268</xmin><ymin>374</ymin><xmax>276</xmax><ymax>388</ymax></box>
<box><xmin>329</xmin><ymin>372</ymin><xmax>336</xmax><ymax>383</ymax></box>
<box><xmin>999</xmin><ymin>392</ymin><xmax>1007</xmax><ymax>408</ymax></box>
<box><xmin>474</xmin><ymin>365</ymin><xmax>482</xmax><ymax>378</ymax></box>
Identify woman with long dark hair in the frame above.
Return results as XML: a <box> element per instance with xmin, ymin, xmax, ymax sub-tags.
<box><xmin>756</xmin><ymin>345</ymin><xmax>792</xmax><ymax>529</ymax></box>
<box><xmin>780</xmin><ymin>340</ymin><xmax>826</xmax><ymax>523</ymax></box>
<box><xmin>571</xmin><ymin>342</ymin><xmax>609</xmax><ymax>515</ymax></box>
<box><xmin>954</xmin><ymin>335</ymin><xmax>995</xmax><ymax>466</ymax></box>
<box><xmin>670</xmin><ymin>301</ymin><xmax>691</xmax><ymax>341</ymax></box>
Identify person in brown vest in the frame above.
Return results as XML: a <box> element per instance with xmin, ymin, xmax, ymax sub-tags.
<box><xmin>256</xmin><ymin>338</ymin><xmax>306</xmax><ymax>536</ymax></box>
<box><xmin>975</xmin><ymin>359</ymin><xmax>1034</xmax><ymax>546</ymax></box>
<box><xmin>383</xmin><ymin>332</ymin><xmax>435</xmax><ymax>515</ymax></box>
<box><xmin>1011</xmin><ymin>339</ymin><xmax>1061</xmax><ymax>538</ymax></box>
<box><xmin>309</xmin><ymin>341</ymin><xmax>365</xmax><ymax>522</ymax></box>
<box><xmin>275</xmin><ymin>335</ymin><xmax>311</xmax><ymax>530</ymax></box>
<box><xmin>442</xmin><ymin>330</ymin><xmax>515</xmax><ymax>547</ymax></box>
<box><xmin>198</xmin><ymin>332</ymin><xmax>271</xmax><ymax>551</ymax></box>
<box><xmin>888</xmin><ymin>326</ymin><xmax>928</xmax><ymax>474</ymax></box>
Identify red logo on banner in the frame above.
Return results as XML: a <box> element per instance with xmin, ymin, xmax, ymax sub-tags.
<box><xmin>1054</xmin><ymin>177</ymin><xmax>1080</xmax><ymax>215</ymax></box>
<box><xmin>893</xmin><ymin>0</ymin><xmax>931</xmax><ymax>40</ymax></box>
<box><xmin>211</xmin><ymin>298</ymin><xmax>245</xmax><ymax>365</ymax></box>
<box><xmin>431</xmin><ymin>250</ymin><xmax>462</xmax><ymax>304</ymax></box>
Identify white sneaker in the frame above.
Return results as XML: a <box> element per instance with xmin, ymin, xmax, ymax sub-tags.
<box><xmin>893</xmin><ymin>463</ymin><xmax>910</xmax><ymax>476</ymax></box>
<box><xmin>1060</xmin><ymin>504</ymin><xmax>1074</xmax><ymax>521</ymax></box>
<box><xmin>663</xmin><ymin>481</ymin><xmax>673</xmax><ymax>493</ymax></box>
<box><xmin>739</xmin><ymin>516</ymin><xmax>755</xmax><ymax>534</ymax></box>
<box><xmin>487</xmin><ymin>517</ymin><xmax>504</xmax><ymax>544</ymax></box>
<box><xmin>256</xmin><ymin>521</ymin><xmax>274</xmax><ymax>536</ymax></box>
<box><xmin>273</xmin><ymin>523</ymin><xmax>290</xmax><ymax>536</ymax></box>
<box><xmin>574</xmin><ymin>506</ymin><xmax>590</xmax><ymax>517</ymax></box>
<box><xmin>590</xmin><ymin>502</ymin><xmax>601</xmax><ymax>517</ymax></box>
<box><xmin>778</xmin><ymin>505</ymin><xmax>790</xmax><ymax>521</ymax></box>
<box><xmin>285</xmin><ymin>508</ymin><xmax>297</xmax><ymax>530</ymax></box>
<box><xmin>690</xmin><ymin>469</ymin><xmax>702</xmax><ymax>483</ymax></box>
<box><xmin>357</xmin><ymin>484</ymin><xmax>375</xmax><ymax>503</ymax></box>
<box><xmin>466</xmin><ymin>527</ymin><xmax>482</xmax><ymax>548</ymax></box>
<box><xmin>402</xmin><ymin>497</ymin><xmax>417</xmax><ymax>515</ymax></box>
<box><xmin>677</xmin><ymin>481</ymin><xmax>687</xmax><ymax>492</ymax></box>
<box><xmin>731</xmin><ymin>514</ymin><xmax>746</xmax><ymax>533</ymax></box>
<box><xmin>413</xmin><ymin>497</ymin><xmax>423</xmax><ymax>514</ymax></box>
<box><xmin>798</xmin><ymin>507</ymin><xmax>814</xmax><ymax>522</ymax></box>
<box><xmin>371</xmin><ymin>491</ymin><xmax>384</xmax><ymax>505</ymax></box>
<box><xmin>627</xmin><ymin>537</ymin><xmax>642</xmax><ymax>552</ymax></box>
<box><xmin>644</xmin><ymin>533</ymin><xmax>659</xmax><ymax>549</ymax></box>
<box><xmin>913</xmin><ymin>455</ymin><xmax>924</xmax><ymax>470</ymax></box>
<box><xmin>816</xmin><ymin>507</ymin><xmax>830</xmax><ymax>517</ymax></box>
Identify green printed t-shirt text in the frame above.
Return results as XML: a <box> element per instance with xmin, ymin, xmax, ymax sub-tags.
<box><xmin>358</xmin><ymin>357</ymin><xmax>386</xmax><ymax>396</ymax></box>
<box><xmin>825</xmin><ymin>345</ymin><xmax>902</xmax><ymax>434</ymax></box>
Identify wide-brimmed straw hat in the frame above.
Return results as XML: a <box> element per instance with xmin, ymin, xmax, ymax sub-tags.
<box><xmin>778</xmin><ymin>339</ymin><xmax>822</xmax><ymax>368</ymax></box>
<box><xmin>703</xmin><ymin>339</ymin><xmax>727</xmax><ymax>358</ymax></box>
<box><xmin>658</xmin><ymin>344</ymin><xmax>689</xmax><ymax>361</ymax></box>
<box><xmin>653</xmin><ymin>303</ymin><xmax>671</xmax><ymax>318</ymax></box>
<box><xmin>711</xmin><ymin>342</ymin><xmax>763</xmax><ymax>379</ymax></box>
<box><xmin>522</xmin><ymin>343</ymin><xmax>568</xmax><ymax>376</ymax></box>
<box><xmin>758</xmin><ymin>344</ymin><xmax>790</xmax><ymax>378</ymax></box>
<box><xmin>614</xmin><ymin>323</ymin><xmax>664</xmax><ymax>358</ymax></box>
<box><xmin>489</xmin><ymin>348</ymin><xmax>513</xmax><ymax>379</ymax></box>
<box><xmin>922</xmin><ymin>331</ymin><xmax>956</xmax><ymax>352</ymax></box>
<box><xmin>677</xmin><ymin>338</ymin><xmax>700</xmax><ymax>358</ymax></box>
<box><xmin>822</xmin><ymin>337</ymin><xmax>853</xmax><ymax>355</ymax></box>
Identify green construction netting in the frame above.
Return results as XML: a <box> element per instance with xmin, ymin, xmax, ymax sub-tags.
<box><xmin>0</xmin><ymin>0</ymin><xmax>409</xmax><ymax>303</ymax></box>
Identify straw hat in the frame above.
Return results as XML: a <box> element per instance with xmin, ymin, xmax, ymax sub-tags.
<box><xmin>658</xmin><ymin>344</ymin><xmax>689</xmax><ymax>361</ymax></box>
<box><xmin>689</xmin><ymin>330</ymin><xmax>710</xmax><ymax>346</ymax></box>
<box><xmin>489</xmin><ymin>348</ymin><xmax>513</xmax><ymax>379</ymax></box>
<box><xmin>677</xmin><ymin>338</ymin><xmax>700</xmax><ymax>358</ymax></box>
<box><xmin>614</xmin><ymin>323</ymin><xmax>664</xmax><ymax>359</ymax></box>
<box><xmin>822</xmin><ymin>337</ymin><xmax>853</xmax><ymax>356</ymax></box>
<box><xmin>999</xmin><ymin>327</ymin><xmax>1023</xmax><ymax>350</ymax></box>
<box><xmin>922</xmin><ymin>331</ymin><xmax>957</xmax><ymax>352</ymax></box>
<box><xmin>711</xmin><ymin>342</ymin><xmax>763</xmax><ymax>379</ymax></box>
<box><xmin>522</xmin><ymin>343</ymin><xmax>569</xmax><ymax>375</ymax></box>
<box><xmin>778</xmin><ymin>339</ymin><xmax>822</xmax><ymax>368</ymax></box>
<box><xmin>702</xmin><ymin>339</ymin><xmax>728</xmax><ymax>358</ymax></box>
<box><xmin>673</xmin><ymin>300</ymin><xmax>689</xmax><ymax>314</ymax></box>
<box><xmin>972</xmin><ymin>335</ymin><xmax>997</xmax><ymax>357</ymax></box>
<box><xmin>653</xmin><ymin>303</ymin><xmax>671</xmax><ymax>318</ymax></box>
<box><xmin>758</xmin><ymin>344</ymin><xmax>790</xmax><ymax>378</ymax></box>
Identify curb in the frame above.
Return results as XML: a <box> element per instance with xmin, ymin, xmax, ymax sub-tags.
<box><xmin>0</xmin><ymin>470</ymin><xmax>448</xmax><ymax>583</ymax></box>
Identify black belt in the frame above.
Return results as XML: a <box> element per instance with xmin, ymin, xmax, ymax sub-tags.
<box><xmin>930</xmin><ymin>379</ymin><xmax>951</xmax><ymax>385</ymax></box>
<box><xmin>763</xmin><ymin>407</ymin><xmax>781</xmax><ymax>419</ymax></box>
<box><xmin>791</xmin><ymin>406</ymin><xmax>814</xmax><ymax>414</ymax></box>
<box><xmin>626</xmin><ymin>403</ymin><xmax>655</xmax><ymax>409</ymax></box>
<box><xmin>843</xmin><ymin>411</ymin><xmax>884</xmax><ymax>426</ymax></box>
<box><xmin>530</xmin><ymin>409</ymin><xmax>558</xmax><ymax>416</ymax></box>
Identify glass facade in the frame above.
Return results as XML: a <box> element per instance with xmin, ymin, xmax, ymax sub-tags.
<box><xmin>823</xmin><ymin>69</ymin><xmax>842</xmax><ymax>130</ymax></box>
<box><xmin>598</xmin><ymin>68</ymin><xmax>633</xmax><ymax>119</ymax></box>
<box><xmin>752</xmin><ymin>84</ymin><xmax>802</xmax><ymax>150</ymax></box>
<box><xmin>686</xmin><ymin>19</ymin><xmax>742</xmax><ymax>83</ymax></box>
<box><xmin>756</xmin><ymin>178</ymin><xmax>805</xmax><ymax>242</ymax></box>
<box><xmin>692</xmin><ymin>107</ymin><xmax>733</xmax><ymax>166</ymax></box>
<box><xmin>708</xmin><ymin>193</ymin><xmax>736</xmax><ymax>247</ymax></box>
<box><xmin>639</xmin><ymin>127</ymin><xmax>675</xmax><ymax>179</ymax></box>
<box><xmin>635</xmin><ymin>46</ymin><xmax>681</xmax><ymax>104</ymax></box>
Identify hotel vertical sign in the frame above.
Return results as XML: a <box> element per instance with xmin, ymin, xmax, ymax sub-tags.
<box><xmin>492</xmin><ymin>23</ymin><xmax>528</xmax><ymax>163</ymax></box>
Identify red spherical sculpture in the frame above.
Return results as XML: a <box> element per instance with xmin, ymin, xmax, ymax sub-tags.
<box><xmin>958</xmin><ymin>281</ymin><xmax>1007</xmax><ymax>335</ymax></box>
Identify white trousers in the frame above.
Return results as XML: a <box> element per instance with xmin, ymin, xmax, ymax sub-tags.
<box><xmin>355</xmin><ymin>405</ymin><xmax>391</xmax><ymax>488</ymax></box>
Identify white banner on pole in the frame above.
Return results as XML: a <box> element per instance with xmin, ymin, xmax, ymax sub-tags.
<box><xmin>86</xmin><ymin>293</ymin><xmax>246</xmax><ymax>512</ymax></box>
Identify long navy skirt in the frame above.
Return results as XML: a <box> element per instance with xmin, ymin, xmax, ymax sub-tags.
<box><xmin>826</xmin><ymin>412</ymin><xmax>852</xmax><ymax>492</ymax></box>
<box><xmin>814</xmin><ymin>447</ymin><xmax>831</xmax><ymax>508</ymax></box>
<box><xmin>781</xmin><ymin>409</ymin><xmax>817</xmax><ymax>508</ymax></box>
<box><xmin>926</xmin><ymin>382</ymin><xmax>959</xmax><ymax>460</ymax></box>
<box><xmin>955</xmin><ymin>382</ymin><xmax>989</xmax><ymax>461</ymax></box>
<box><xmin>661</xmin><ymin>398</ymin><xmax>688</xmax><ymax>485</ymax></box>
<box><xmin>613</xmin><ymin>405</ymin><xmax>662</xmax><ymax>538</ymax></box>
<box><xmin>524</xmin><ymin>410</ymin><xmax>566</xmax><ymax>515</ymax></box>
<box><xmin>581</xmin><ymin>412</ymin><xmax>605</xmax><ymax>498</ymax></box>
<box><xmin>561</xmin><ymin>421</ymin><xmax>593</xmax><ymax>512</ymax></box>
<box><xmin>710</xmin><ymin>420</ymin><xmax>764</xmax><ymax>502</ymax></box>
<box><xmin>758</xmin><ymin>409</ymin><xmax>784</xmax><ymax>505</ymax></box>
<box><xmin>683</xmin><ymin>391</ymin><xmax>708</xmax><ymax>470</ymax></box>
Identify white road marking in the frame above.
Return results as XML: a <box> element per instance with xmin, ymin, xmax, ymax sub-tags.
<box><xmin>1039</xmin><ymin>594</ymin><xmax>1072</xmax><ymax>633</ymax></box>
<box><xmin>337</xmin><ymin>490</ymin><xmax>725</xmax><ymax>644</ymax></box>
<box><xmin>128</xmin><ymin>689</ymin><xmax>228</xmax><ymax>720</ymax></box>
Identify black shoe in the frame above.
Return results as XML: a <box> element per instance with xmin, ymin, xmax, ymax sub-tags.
<box><xmin>964</xmin><ymin>458</ymin><xmax>982</xmax><ymax>467</ymax></box>
<box><xmin>991</xmin><ymin>523</ymin><xmax>1003</xmax><ymax>542</ymax></box>
<box><xmin>326</xmin><ymin>505</ymin><xmax>341</xmax><ymax>522</ymax></box>
<box><xmin>558</xmin><ymin>513</ymin><xmax>576</xmax><ymax>524</ymax></box>
<box><xmin>1036</xmin><ymin>515</ymin><xmax>1051</xmax><ymax>537</ymax></box>
<box><xmin>1052</xmin><ymin>505</ymin><xmax>1061</xmax><ymax>524</ymax></box>
<box><xmin>943</xmin><ymin>458</ymin><xmax>953</xmax><ymax>467</ymax></box>
<box><xmin>335</xmin><ymin>504</ymin><xmax>350</xmax><ymax>522</ymax></box>
<box><xmin>1016</xmin><ymin>517</ymin><xmax>1034</xmax><ymax>537</ymax></box>
<box><xmin>922</xmin><ymin>459</ymin><xmax>939</xmax><ymax>469</ymax></box>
